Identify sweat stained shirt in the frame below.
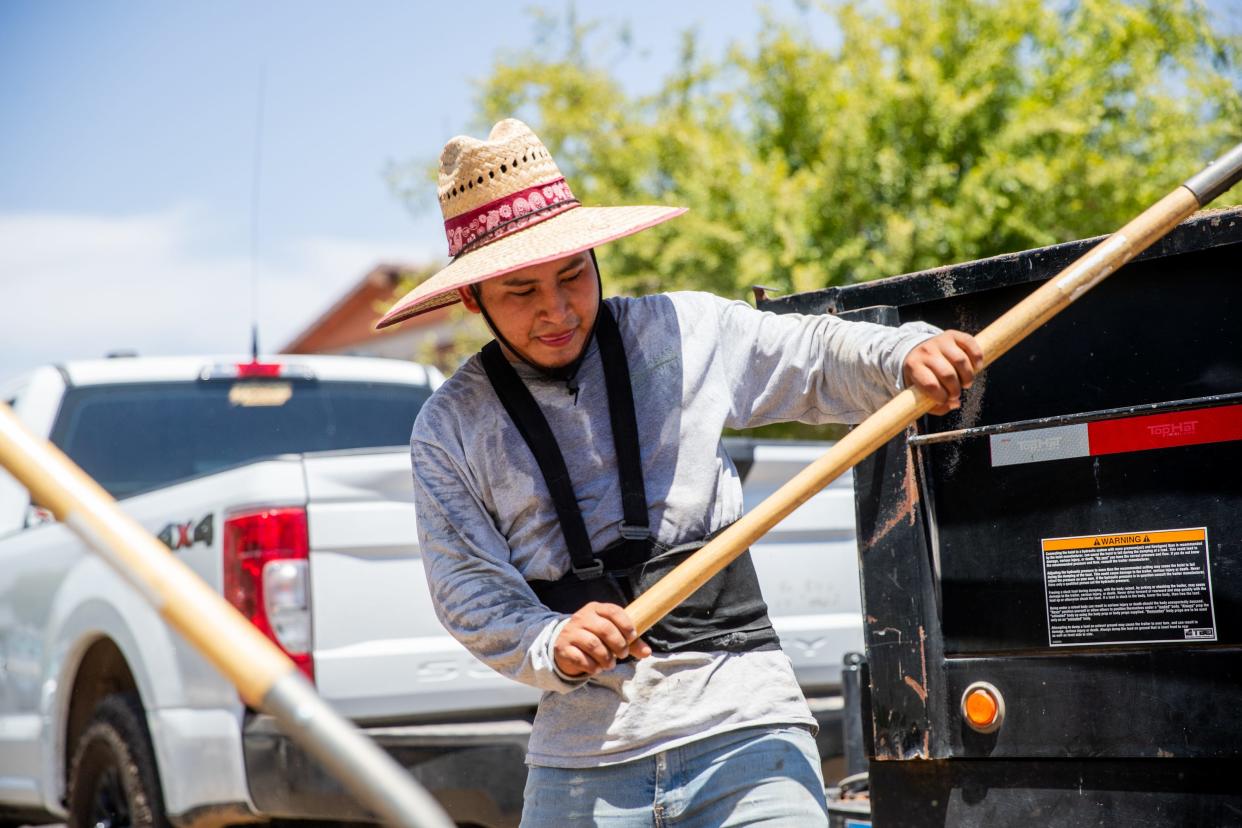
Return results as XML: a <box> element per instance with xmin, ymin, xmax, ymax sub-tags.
<box><xmin>409</xmin><ymin>290</ymin><xmax>939</xmax><ymax>768</ymax></box>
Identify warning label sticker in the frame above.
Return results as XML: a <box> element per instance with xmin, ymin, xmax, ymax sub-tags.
<box><xmin>1042</xmin><ymin>528</ymin><xmax>1216</xmax><ymax>647</ymax></box>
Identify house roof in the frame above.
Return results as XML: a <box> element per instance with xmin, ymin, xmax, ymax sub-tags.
<box><xmin>280</xmin><ymin>263</ymin><xmax>450</xmax><ymax>354</ymax></box>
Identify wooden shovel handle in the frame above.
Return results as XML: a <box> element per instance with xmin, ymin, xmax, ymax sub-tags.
<box><xmin>0</xmin><ymin>404</ymin><xmax>294</xmax><ymax>703</ymax></box>
<box><xmin>626</xmin><ymin>179</ymin><xmax>1217</xmax><ymax>636</ymax></box>
<box><xmin>0</xmin><ymin>402</ymin><xmax>458</xmax><ymax>828</ymax></box>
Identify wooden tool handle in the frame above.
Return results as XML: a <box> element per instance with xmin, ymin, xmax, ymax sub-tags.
<box><xmin>0</xmin><ymin>404</ymin><xmax>293</xmax><ymax>703</ymax></box>
<box><xmin>0</xmin><ymin>405</ymin><xmax>456</xmax><ymax>828</ymax></box>
<box><xmin>626</xmin><ymin>183</ymin><xmax>1208</xmax><ymax>636</ymax></box>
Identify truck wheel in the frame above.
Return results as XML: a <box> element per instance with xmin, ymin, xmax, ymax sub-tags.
<box><xmin>67</xmin><ymin>693</ymin><xmax>169</xmax><ymax>828</ymax></box>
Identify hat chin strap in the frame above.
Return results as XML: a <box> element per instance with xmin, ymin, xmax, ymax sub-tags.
<box><xmin>472</xmin><ymin>249</ymin><xmax>603</xmax><ymax>399</ymax></box>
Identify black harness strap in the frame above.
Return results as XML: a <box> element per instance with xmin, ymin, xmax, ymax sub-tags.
<box><xmin>480</xmin><ymin>300</ymin><xmax>780</xmax><ymax>655</ymax></box>
<box><xmin>480</xmin><ymin>340</ymin><xmax>600</xmax><ymax>577</ymax></box>
<box><xmin>593</xmin><ymin>305</ymin><xmax>650</xmax><ymax>541</ymax></box>
<box><xmin>479</xmin><ymin>303</ymin><xmax>648</xmax><ymax>577</ymax></box>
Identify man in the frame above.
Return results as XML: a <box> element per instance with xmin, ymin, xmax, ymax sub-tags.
<box><xmin>376</xmin><ymin>119</ymin><xmax>981</xmax><ymax>826</ymax></box>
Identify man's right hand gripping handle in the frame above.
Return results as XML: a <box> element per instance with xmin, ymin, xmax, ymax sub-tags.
<box><xmin>553</xmin><ymin>602</ymin><xmax>653</xmax><ymax>677</ymax></box>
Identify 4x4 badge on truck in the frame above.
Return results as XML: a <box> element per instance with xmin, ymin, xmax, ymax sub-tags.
<box><xmin>157</xmin><ymin>513</ymin><xmax>213</xmax><ymax>551</ymax></box>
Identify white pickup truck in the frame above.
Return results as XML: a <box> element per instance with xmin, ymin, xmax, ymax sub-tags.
<box><xmin>0</xmin><ymin>354</ymin><xmax>863</xmax><ymax>828</ymax></box>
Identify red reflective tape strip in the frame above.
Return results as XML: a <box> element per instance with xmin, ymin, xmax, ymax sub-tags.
<box><xmin>1087</xmin><ymin>404</ymin><xmax>1242</xmax><ymax>457</ymax></box>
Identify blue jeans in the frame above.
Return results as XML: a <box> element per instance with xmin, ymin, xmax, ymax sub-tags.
<box><xmin>520</xmin><ymin>725</ymin><xmax>829</xmax><ymax>827</ymax></box>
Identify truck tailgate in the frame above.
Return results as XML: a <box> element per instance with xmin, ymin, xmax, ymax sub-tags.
<box><xmin>302</xmin><ymin>450</ymin><xmax>538</xmax><ymax>721</ymax></box>
<box><xmin>743</xmin><ymin>442</ymin><xmax>863</xmax><ymax>690</ymax></box>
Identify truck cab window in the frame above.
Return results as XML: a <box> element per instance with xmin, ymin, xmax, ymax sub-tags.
<box><xmin>47</xmin><ymin>380</ymin><xmax>431</xmax><ymax>499</ymax></box>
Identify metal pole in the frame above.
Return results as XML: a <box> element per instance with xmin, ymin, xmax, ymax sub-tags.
<box><xmin>840</xmin><ymin>652</ymin><xmax>870</xmax><ymax>777</ymax></box>
<box><xmin>626</xmin><ymin>141</ymin><xmax>1242</xmax><ymax>635</ymax></box>
<box><xmin>0</xmin><ymin>405</ymin><xmax>454</xmax><ymax>828</ymax></box>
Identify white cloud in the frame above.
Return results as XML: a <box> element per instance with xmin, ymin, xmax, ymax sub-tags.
<box><xmin>0</xmin><ymin>206</ymin><xmax>439</xmax><ymax>380</ymax></box>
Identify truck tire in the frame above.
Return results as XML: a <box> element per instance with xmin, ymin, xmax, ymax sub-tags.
<box><xmin>67</xmin><ymin>693</ymin><xmax>169</xmax><ymax>828</ymax></box>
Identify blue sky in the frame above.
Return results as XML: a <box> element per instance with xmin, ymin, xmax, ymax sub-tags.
<box><xmin>1</xmin><ymin>2</ymin><xmax>1236</xmax><ymax>380</ymax></box>
<box><xmin>0</xmin><ymin>1</ymin><xmax>839</xmax><ymax>379</ymax></box>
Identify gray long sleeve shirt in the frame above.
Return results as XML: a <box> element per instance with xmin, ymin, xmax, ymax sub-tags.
<box><xmin>410</xmin><ymin>291</ymin><xmax>938</xmax><ymax>767</ymax></box>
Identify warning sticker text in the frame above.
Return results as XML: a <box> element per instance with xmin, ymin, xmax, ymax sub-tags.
<box><xmin>1042</xmin><ymin>528</ymin><xmax>1216</xmax><ymax>647</ymax></box>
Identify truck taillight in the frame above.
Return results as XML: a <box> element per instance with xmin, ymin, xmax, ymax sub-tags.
<box><xmin>234</xmin><ymin>361</ymin><xmax>283</xmax><ymax>378</ymax></box>
<box><xmin>198</xmin><ymin>361</ymin><xmax>316</xmax><ymax>381</ymax></box>
<box><xmin>223</xmin><ymin>508</ymin><xmax>315</xmax><ymax>684</ymax></box>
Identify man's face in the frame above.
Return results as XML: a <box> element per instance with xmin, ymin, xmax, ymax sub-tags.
<box><xmin>459</xmin><ymin>252</ymin><xmax>600</xmax><ymax>369</ymax></box>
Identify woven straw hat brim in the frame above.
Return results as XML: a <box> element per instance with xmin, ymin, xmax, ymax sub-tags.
<box><xmin>376</xmin><ymin>203</ymin><xmax>686</xmax><ymax>329</ymax></box>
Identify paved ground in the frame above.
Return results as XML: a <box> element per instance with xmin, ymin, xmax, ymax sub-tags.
<box><xmin>19</xmin><ymin>757</ymin><xmax>848</xmax><ymax>827</ymax></box>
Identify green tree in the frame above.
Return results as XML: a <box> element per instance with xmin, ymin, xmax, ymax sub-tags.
<box><xmin>397</xmin><ymin>0</ymin><xmax>1239</xmax><ymax>301</ymax></box>
<box><xmin>390</xmin><ymin>0</ymin><xmax>1239</xmax><ymax>435</ymax></box>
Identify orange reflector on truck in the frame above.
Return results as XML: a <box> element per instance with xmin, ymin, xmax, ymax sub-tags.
<box><xmin>965</xmin><ymin>689</ymin><xmax>997</xmax><ymax>725</ymax></box>
<box><xmin>961</xmin><ymin>681</ymin><xmax>1005</xmax><ymax>733</ymax></box>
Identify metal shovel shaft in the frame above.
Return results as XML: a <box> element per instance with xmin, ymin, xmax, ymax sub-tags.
<box><xmin>0</xmin><ymin>405</ymin><xmax>454</xmax><ymax>828</ymax></box>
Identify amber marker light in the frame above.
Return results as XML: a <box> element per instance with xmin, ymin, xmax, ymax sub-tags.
<box><xmin>961</xmin><ymin>681</ymin><xmax>1005</xmax><ymax>734</ymax></box>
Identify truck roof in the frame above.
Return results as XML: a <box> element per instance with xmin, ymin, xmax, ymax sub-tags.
<box><xmin>54</xmin><ymin>354</ymin><xmax>440</xmax><ymax>388</ymax></box>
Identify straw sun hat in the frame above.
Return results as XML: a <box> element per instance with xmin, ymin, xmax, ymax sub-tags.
<box><xmin>375</xmin><ymin>119</ymin><xmax>686</xmax><ymax>329</ymax></box>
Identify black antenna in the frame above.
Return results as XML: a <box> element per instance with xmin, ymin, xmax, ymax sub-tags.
<box><xmin>248</xmin><ymin>60</ymin><xmax>267</xmax><ymax>362</ymax></box>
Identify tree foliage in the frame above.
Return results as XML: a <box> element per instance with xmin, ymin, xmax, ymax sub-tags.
<box><xmin>397</xmin><ymin>0</ymin><xmax>1240</xmax><ymax>303</ymax></box>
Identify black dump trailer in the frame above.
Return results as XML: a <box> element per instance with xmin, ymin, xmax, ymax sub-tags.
<box><xmin>760</xmin><ymin>206</ymin><xmax>1242</xmax><ymax>826</ymax></box>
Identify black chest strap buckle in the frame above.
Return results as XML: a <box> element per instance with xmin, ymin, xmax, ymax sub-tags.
<box><xmin>618</xmin><ymin>523</ymin><xmax>650</xmax><ymax>541</ymax></box>
<box><xmin>571</xmin><ymin>558</ymin><xmax>605</xmax><ymax>580</ymax></box>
